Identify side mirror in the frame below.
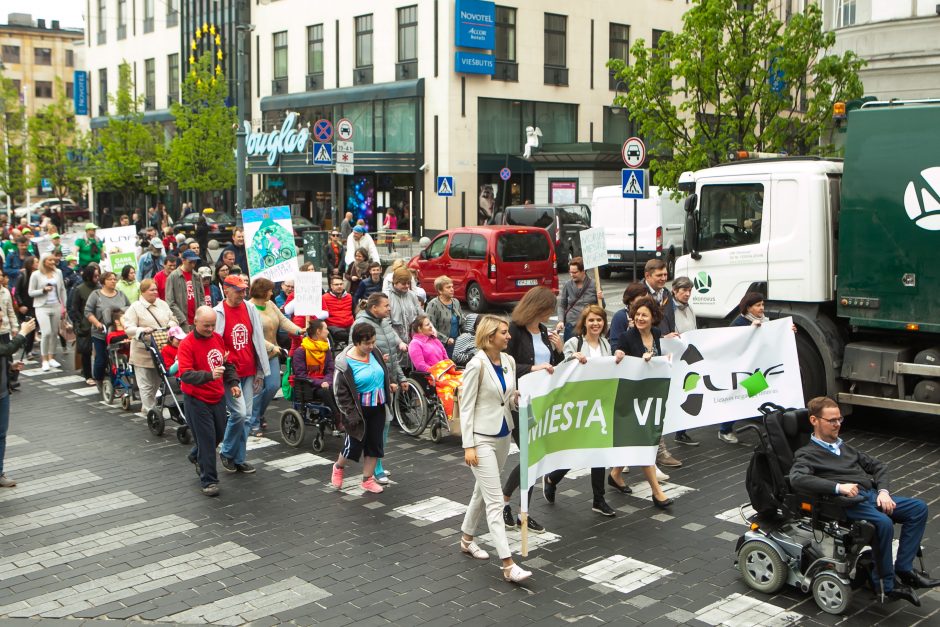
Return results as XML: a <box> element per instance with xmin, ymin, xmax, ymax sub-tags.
<box><xmin>683</xmin><ymin>194</ymin><xmax>701</xmax><ymax>260</ymax></box>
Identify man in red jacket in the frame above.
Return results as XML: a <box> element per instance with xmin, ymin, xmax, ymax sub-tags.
<box><xmin>323</xmin><ymin>274</ymin><xmax>354</xmax><ymax>344</ymax></box>
<box><xmin>178</xmin><ymin>305</ymin><xmax>239</xmax><ymax>497</ymax></box>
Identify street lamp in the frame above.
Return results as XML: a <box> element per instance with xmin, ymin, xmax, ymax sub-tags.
<box><xmin>235</xmin><ymin>22</ymin><xmax>254</xmax><ymax>216</ymax></box>
<box><xmin>610</xmin><ymin>80</ymin><xmax>627</xmax><ymax>115</ymax></box>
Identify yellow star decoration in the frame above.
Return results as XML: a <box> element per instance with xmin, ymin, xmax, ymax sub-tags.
<box><xmin>195</xmin><ymin>27</ymin><xmax>202</xmax><ymax>38</ymax></box>
<box><xmin>211</xmin><ymin>77</ymin><xmax>217</xmax><ymax>85</ymax></box>
<box><xmin>202</xmin><ymin>22</ymin><xmax>208</xmax><ymax>32</ymax></box>
<box><xmin>197</xmin><ymin>79</ymin><xmax>203</xmax><ymax>87</ymax></box>
<box><xmin>215</xmin><ymin>64</ymin><xmax>222</xmax><ymax>75</ymax></box>
<box><xmin>189</xmin><ymin>55</ymin><xmax>195</xmax><ymax>65</ymax></box>
<box><xmin>216</xmin><ymin>49</ymin><xmax>223</xmax><ymax>60</ymax></box>
<box><xmin>209</xmin><ymin>25</ymin><xmax>216</xmax><ymax>36</ymax></box>
<box><xmin>191</xmin><ymin>40</ymin><xmax>197</xmax><ymax>50</ymax></box>
<box><xmin>215</xmin><ymin>34</ymin><xmax>221</xmax><ymax>46</ymax></box>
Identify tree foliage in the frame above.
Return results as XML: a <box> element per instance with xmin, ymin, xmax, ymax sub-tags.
<box><xmin>165</xmin><ymin>52</ymin><xmax>236</xmax><ymax>196</ymax></box>
<box><xmin>91</xmin><ymin>62</ymin><xmax>162</xmax><ymax>209</ymax></box>
<box><xmin>0</xmin><ymin>73</ymin><xmax>27</xmax><ymax>204</ymax></box>
<box><xmin>27</xmin><ymin>79</ymin><xmax>86</xmax><ymax>202</ymax></box>
<box><xmin>609</xmin><ymin>0</ymin><xmax>865</xmax><ymax>189</ymax></box>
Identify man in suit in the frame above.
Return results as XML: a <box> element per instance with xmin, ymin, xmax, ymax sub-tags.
<box><xmin>789</xmin><ymin>396</ymin><xmax>940</xmax><ymax>606</ymax></box>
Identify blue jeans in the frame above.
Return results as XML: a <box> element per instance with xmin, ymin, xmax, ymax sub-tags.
<box><xmin>0</xmin><ymin>394</ymin><xmax>10</xmax><ymax>476</ymax></box>
<box><xmin>249</xmin><ymin>356</ymin><xmax>280</xmax><ymax>432</ymax></box>
<box><xmin>563</xmin><ymin>322</ymin><xmax>575</xmax><ymax>342</ymax></box>
<box><xmin>844</xmin><ymin>489</ymin><xmax>928</xmax><ymax>593</ymax></box>
<box><xmin>92</xmin><ymin>336</ymin><xmax>108</xmax><ymax>381</ymax></box>
<box><xmin>220</xmin><ymin>376</ymin><xmax>255</xmax><ymax>465</ymax></box>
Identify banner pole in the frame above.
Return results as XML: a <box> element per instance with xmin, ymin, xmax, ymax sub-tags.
<box><xmin>519</xmin><ymin>399</ymin><xmax>529</xmax><ymax>557</ymax></box>
<box><xmin>593</xmin><ymin>266</ymin><xmax>603</xmax><ymax>309</ymax></box>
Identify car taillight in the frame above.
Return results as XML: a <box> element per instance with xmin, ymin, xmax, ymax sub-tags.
<box><xmin>488</xmin><ymin>254</ymin><xmax>496</xmax><ymax>279</ymax></box>
<box><xmin>656</xmin><ymin>226</ymin><xmax>663</xmax><ymax>252</ymax></box>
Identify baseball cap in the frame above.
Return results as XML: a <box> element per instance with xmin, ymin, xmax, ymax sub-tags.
<box><xmin>181</xmin><ymin>250</ymin><xmax>200</xmax><ymax>262</ymax></box>
<box><xmin>85</xmin><ymin>222</ymin><xmax>98</xmax><ymax>231</ymax></box>
<box><xmin>197</xmin><ymin>266</ymin><xmax>212</xmax><ymax>279</ymax></box>
<box><xmin>167</xmin><ymin>326</ymin><xmax>187</xmax><ymax>341</ymax></box>
<box><xmin>223</xmin><ymin>274</ymin><xmax>248</xmax><ymax>290</ymax></box>
<box><xmin>150</xmin><ymin>237</ymin><xmax>164</xmax><ymax>249</ymax></box>
<box><xmin>353</xmin><ymin>225</ymin><xmax>367</xmax><ymax>234</ymax></box>
<box><xmin>66</xmin><ymin>253</ymin><xmax>78</xmax><ymax>262</ymax></box>
<box><xmin>51</xmin><ymin>233</ymin><xmax>61</xmax><ymax>240</ymax></box>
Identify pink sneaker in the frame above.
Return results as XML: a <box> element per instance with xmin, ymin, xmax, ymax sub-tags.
<box><xmin>361</xmin><ymin>476</ymin><xmax>384</xmax><ymax>494</ymax></box>
<box><xmin>330</xmin><ymin>464</ymin><xmax>344</xmax><ymax>489</ymax></box>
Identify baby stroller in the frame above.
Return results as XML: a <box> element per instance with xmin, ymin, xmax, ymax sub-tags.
<box><xmin>101</xmin><ymin>335</ymin><xmax>138</xmax><ymax>411</ymax></box>
<box><xmin>143</xmin><ymin>334</ymin><xmax>191</xmax><ymax>445</ymax></box>
<box><xmin>733</xmin><ymin>402</ymin><xmax>927</xmax><ymax>614</ymax></box>
<box><xmin>280</xmin><ymin>377</ymin><xmax>337</xmax><ymax>453</ymax></box>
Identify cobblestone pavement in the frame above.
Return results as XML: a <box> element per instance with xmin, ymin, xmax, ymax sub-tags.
<box><xmin>2</xmin><ymin>356</ymin><xmax>939</xmax><ymax>626</ymax></box>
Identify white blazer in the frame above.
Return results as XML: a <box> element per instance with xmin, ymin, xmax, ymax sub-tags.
<box><xmin>459</xmin><ymin>350</ymin><xmax>517</xmax><ymax>449</ymax></box>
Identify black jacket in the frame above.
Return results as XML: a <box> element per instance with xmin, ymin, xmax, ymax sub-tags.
<box><xmin>506</xmin><ymin>321</ymin><xmax>562</xmax><ymax>379</ymax></box>
<box><xmin>789</xmin><ymin>441</ymin><xmax>890</xmax><ymax>495</ymax></box>
<box><xmin>643</xmin><ymin>281</ymin><xmax>676</xmax><ymax>335</ymax></box>
<box><xmin>323</xmin><ymin>241</ymin><xmax>346</xmax><ymax>276</ymax></box>
<box><xmin>617</xmin><ymin>326</ymin><xmax>663</xmax><ymax>359</ymax></box>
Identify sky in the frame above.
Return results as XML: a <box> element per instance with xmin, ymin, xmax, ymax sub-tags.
<box><xmin>5</xmin><ymin>0</ymin><xmax>85</xmax><ymax>30</ymax></box>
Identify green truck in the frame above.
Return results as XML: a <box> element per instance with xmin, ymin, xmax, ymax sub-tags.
<box><xmin>675</xmin><ymin>100</ymin><xmax>940</xmax><ymax>415</ymax></box>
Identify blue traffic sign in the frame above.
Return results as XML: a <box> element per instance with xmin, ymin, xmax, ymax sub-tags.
<box><xmin>499</xmin><ymin>167</ymin><xmax>511</xmax><ymax>181</ymax></box>
<box><xmin>313</xmin><ymin>119</ymin><xmax>333</xmax><ymax>142</ymax></box>
<box><xmin>313</xmin><ymin>142</ymin><xmax>333</xmax><ymax>165</ymax></box>
<box><xmin>436</xmin><ymin>176</ymin><xmax>455</xmax><ymax>197</ymax></box>
<box><xmin>622</xmin><ymin>168</ymin><xmax>648</xmax><ymax>200</ymax></box>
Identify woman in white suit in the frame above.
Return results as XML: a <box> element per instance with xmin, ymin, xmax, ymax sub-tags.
<box><xmin>457</xmin><ymin>314</ymin><xmax>532</xmax><ymax>583</ymax></box>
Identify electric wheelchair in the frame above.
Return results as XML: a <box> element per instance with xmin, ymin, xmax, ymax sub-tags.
<box><xmin>733</xmin><ymin>403</ymin><xmax>928</xmax><ymax>614</ymax></box>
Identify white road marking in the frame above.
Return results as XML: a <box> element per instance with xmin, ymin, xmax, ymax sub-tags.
<box><xmin>629</xmin><ymin>480</ymin><xmax>697</xmax><ymax>500</ymax></box>
<box><xmin>246</xmin><ymin>437</ymin><xmax>279</xmax><ymax>451</ymax></box>
<box><xmin>42</xmin><ymin>374</ymin><xmax>88</xmax><ymax>385</ymax></box>
<box><xmin>394</xmin><ymin>496</ymin><xmax>467</xmax><ymax>522</ymax></box>
<box><xmin>715</xmin><ymin>505</ymin><xmax>756</xmax><ymax>525</ymax></box>
<box><xmin>694</xmin><ymin>593</ymin><xmax>803</xmax><ymax>626</ymax></box>
<box><xmin>478</xmin><ymin>528</ymin><xmax>562</xmax><ymax>554</ymax></box>
<box><xmin>0</xmin><ymin>490</ymin><xmax>145</xmax><ymax>537</ymax></box>
<box><xmin>70</xmin><ymin>386</ymin><xmax>101</xmax><ymax>397</ymax></box>
<box><xmin>578</xmin><ymin>554</ymin><xmax>673</xmax><ymax>594</ymax></box>
<box><xmin>5</xmin><ymin>434</ymin><xmax>28</xmax><ymax>447</ymax></box>
<box><xmin>0</xmin><ymin>469</ymin><xmax>100</xmax><ymax>503</ymax></box>
<box><xmin>4</xmin><ymin>450</ymin><xmax>63</xmax><ymax>471</ymax></box>
<box><xmin>263</xmin><ymin>453</ymin><xmax>332</xmax><ymax>473</ymax></box>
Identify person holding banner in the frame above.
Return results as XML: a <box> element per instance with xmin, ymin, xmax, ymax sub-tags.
<box><xmin>555</xmin><ymin>257</ymin><xmax>603</xmax><ymax>342</ymax></box>
<box><xmin>502</xmin><ymin>286</ymin><xmax>564</xmax><ymax>534</ymax></box>
<box><xmin>75</xmin><ymin>224</ymin><xmax>104</xmax><ymax>269</ymax></box>
<box><xmin>541</xmin><ymin>305</ymin><xmax>620</xmax><ymax>517</ymax></box>
<box><xmin>458</xmin><ymin>314</ymin><xmax>532</xmax><ymax>583</ymax></box>
<box><xmin>616</xmin><ymin>297</ymin><xmax>673</xmax><ymax>509</ymax></box>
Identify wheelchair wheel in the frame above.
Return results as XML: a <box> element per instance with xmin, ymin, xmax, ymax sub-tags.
<box><xmin>176</xmin><ymin>425</ymin><xmax>192</xmax><ymax>445</ymax></box>
<box><xmin>394</xmin><ymin>381</ymin><xmax>428</xmax><ymax>436</ymax></box>
<box><xmin>147</xmin><ymin>409</ymin><xmax>165</xmax><ymax>437</ymax></box>
<box><xmin>121</xmin><ymin>394</ymin><xmax>132</xmax><ymax>411</ymax></box>
<box><xmin>101</xmin><ymin>379</ymin><xmax>115</xmax><ymax>404</ymax></box>
<box><xmin>812</xmin><ymin>572</ymin><xmax>852</xmax><ymax>615</ymax></box>
<box><xmin>738</xmin><ymin>541</ymin><xmax>787</xmax><ymax>593</ymax></box>
<box><xmin>280</xmin><ymin>409</ymin><xmax>305</xmax><ymax>447</ymax></box>
<box><xmin>430</xmin><ymin>422</ymin><xmax>443</xmax><ymax>444</ymax></box>
<box><xmin>312</xmin><ymin>427</ymin><xmax>325</xmax><ymax>453</ymax></box>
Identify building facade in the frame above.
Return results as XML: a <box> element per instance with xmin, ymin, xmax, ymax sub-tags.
<box><xmin>84</xmin><ymin>0</ymin><xmax>691</xmax><ymax>233</ymax></box>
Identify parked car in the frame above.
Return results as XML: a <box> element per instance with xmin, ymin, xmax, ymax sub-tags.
<box><xmin>408</xmin><ymin>226</ymin><xmax>558</xmax><ymax>312</ymax></box>
<box><xmin>13</xmin><ymin>197</ymin><xmax>76</xmax><ymax>220</ymax></box>
<box><xmin>493</xmin><ymin>203</ymin><xmax>591</xmax><ymax>270</ymax></box>
<box><xmin>172</xmin><ymin>210</ymin><xmax>237</xmax><ymax>243</ymax></box>
<box><xmin>58</xmin><ymin>204</ymin><xmax>90</xmax><ymax>224</ymax></box>
<box><xmin>292</xmin><ymin>215</ymin><xmax>320</xmax><ymax>248</ymax></box>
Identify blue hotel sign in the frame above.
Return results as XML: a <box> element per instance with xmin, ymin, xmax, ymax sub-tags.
<box><xmin>73</xmin><ymin>70</ymin><xmax>88</xmax><ymax>115</ymax></box>
<box><xmin>455</xmin><ymin>0</ymin><xmax>495</xmax><ymax>49</ymax></box>
<box><xmin>455</xmin><ymin>52</ymin><xmax>495</xmax><ymax>75</ymax></box>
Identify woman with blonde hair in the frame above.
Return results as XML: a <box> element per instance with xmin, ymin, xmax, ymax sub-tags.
<box><xmin>458</xmin><ymin>314</ymin><xmax>531</xmax><ymax>583</ymax></box>
<box><xmin>27</xmin><ymin>253</ymin><xmax>66</xmax><ymax>371</ymax></box>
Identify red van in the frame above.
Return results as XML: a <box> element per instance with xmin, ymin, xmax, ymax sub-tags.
<box><xmin>409</xmin><ymin>226</ymin><xmax>558</xmax><ymax>312</ymax></box>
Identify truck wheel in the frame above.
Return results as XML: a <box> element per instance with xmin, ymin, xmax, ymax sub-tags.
<box><xmin>667</xmin><ymin>255</ymin><xmax>676</xmax><ymax>280</ymax></box>
<box><xmin>796</xmin><ymin>332</ymin><xmax>827</xmax><ymax>402</ymax></box>
<box><xmin>599</xmin><ymin>266</ymin><xmax>612</xmax><ymax>280</ymax></box>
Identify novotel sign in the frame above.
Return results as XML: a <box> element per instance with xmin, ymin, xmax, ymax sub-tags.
<box><xmin>455</xmin><ymin>0</ymin><xmax>495</xmax><ymax>50</ymax></box>
<box><xmin>245</xmin><ymin>112</ymin><xmax>311</xmax><ymax>166</ymax></box>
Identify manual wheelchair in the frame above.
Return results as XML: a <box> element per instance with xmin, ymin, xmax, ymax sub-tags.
<box><xmin>279</xmin><ymin>377</ymin><xmax>338</xmax><ymax>453</ymax></box>
<box><xmin>393</xmin><ymin>368</ymin><xmax>452</xmax><ymax>443</ymax></box>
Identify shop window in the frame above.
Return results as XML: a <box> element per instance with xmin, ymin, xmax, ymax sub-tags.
<box><xmin>384</xmin><ymin>99</ymin><xmax>416</xmax><ymax>153</ymax></box>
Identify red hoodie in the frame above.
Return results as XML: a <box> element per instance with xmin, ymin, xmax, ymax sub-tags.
<box><xmin>323</xmin><ymin>290</ymin><xmax>354</xmax><ymax>329</ymax></box>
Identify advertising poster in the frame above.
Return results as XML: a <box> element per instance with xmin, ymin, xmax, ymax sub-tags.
<box><xmin>96</xmin><ymin>226</ymin><xmax>138</xmax><ymax>273</ymax></box>
<box><xmin>241</xmin><ymin>206</ymin><xmax>299</xmax><ymax>282</ymax></box>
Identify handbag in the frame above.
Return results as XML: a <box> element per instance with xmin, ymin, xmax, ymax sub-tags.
<box><xmin>141</xmin><ymin>304</ymin><xmax>170</xmax><ymax>349</ymax></box>
<box><xmin>76</xmin><ymin>334</ymin><xmax>92</xmax><ymax>354</ymax></box>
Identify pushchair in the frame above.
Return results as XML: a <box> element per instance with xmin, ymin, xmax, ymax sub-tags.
<box><xmin>143</xmin><ymin>334</ymin><xmax>191</xmax><ymax>445</ymax></box>
<box><xmin>733</xmin><ymin>402</ymin><xmax>928</xmax><ymax>614</ymax></box>
<box><xmin>101</xmin><ymin>336</ymin><xmax>138</xmax><ymax>411</ymax></box>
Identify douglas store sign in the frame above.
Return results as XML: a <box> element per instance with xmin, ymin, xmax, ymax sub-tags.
<box><xmin>246</xmin><ymin>112</ymin><xmax>311</xmax><ymax>165</ymax></box>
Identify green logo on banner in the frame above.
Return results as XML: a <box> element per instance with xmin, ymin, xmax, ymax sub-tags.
<box><xmin>739</xmin><ymin>371</ymin><xmax>770</xmax><ymax>397</ymax></box>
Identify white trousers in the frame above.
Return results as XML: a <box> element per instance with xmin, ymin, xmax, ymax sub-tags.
<box><xmin>134</xmin><ymin>365</ymin><xmax>163</xmax><ymax>415</ymax></box>
<box><xmin>35</xmin><ymin>305</ymin><xmax>60</xmax><ymax>356</ymax></box>
<box><xmin>461</xmin><ymin>434</ymin><xmax>512</xmax><ymax>559</ymax></box>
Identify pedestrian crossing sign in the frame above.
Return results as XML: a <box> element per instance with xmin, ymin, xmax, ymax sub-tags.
<box><xmin>621</xmin><ymin>168</ymin><xmax>648</xmax><ymax>200</ymax></box>
<box><xmin>436</xmin><ymin>176</ymin><xmax>455</xmax><ymax>197</ymax></box>
<box><xmin>313</xmin><ymin>142</ymin><xmax>333</xmax><ymax>165</ymax></box>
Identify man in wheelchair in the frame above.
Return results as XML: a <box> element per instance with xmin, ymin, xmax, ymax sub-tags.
<box><xmin>789</xmin><ymin>396</ymin><xmax>939</xmax><ymax>606</ymax></box>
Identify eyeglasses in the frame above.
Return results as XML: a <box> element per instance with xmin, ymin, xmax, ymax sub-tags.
<box><xmin>818</xmin><ymin>417</ymin><xmax>845</xmax><ymax>425</ymax></box>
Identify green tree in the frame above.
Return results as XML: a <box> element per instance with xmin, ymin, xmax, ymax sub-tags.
<box><xmin>165</xmin><ymin>52</ymin><xmax>236</xmax><ymax>204</ymax></box>
<box><xmin>28</xmin><ymin>79</ymin><xmax>86</xmax><ymax>202</ymax></box>
<box><xmin>91</xmin><ymin>62</ymin><xmax>163</xmax><ymax>210</ymax></box>
<box><xmin>609</xmin><ymin>0</ymin><xmax>865</xmax><ymax>189</ymax></box>
<box><xmin>0</xmin><ymin>73</ymin><xmax>27</xmax><ymax>206</ymax></box>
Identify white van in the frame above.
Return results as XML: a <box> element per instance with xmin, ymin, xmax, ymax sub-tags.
<box><xmin>590</xmin><ymin>185</ymin><xmax>685</xmax><ymax>279</ymax></box>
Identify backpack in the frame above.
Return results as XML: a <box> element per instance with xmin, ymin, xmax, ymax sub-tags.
<box><xmin>745</xmin><ymin>448</ymin><xmax>783</xmax><ymax>516</ymax></box>
<box><xmin>66</xmin><ymin>283</ymin><xmax>85</xmax><ymax>328</ymax></box>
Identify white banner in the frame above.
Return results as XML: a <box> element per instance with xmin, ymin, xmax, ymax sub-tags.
<box><xmin>96</xmin><ymin>226</ymin><xmax>138</xmax><ymax>273</ymax></box>
<box><xmin>293</xmin><ymin>272</ymin><xmax>323</xmax><ymax>316</ymax></box>
<box><xmin>661</xmin><ymin>317</ymin><xmax>804</xmax><ymax>434</ymax></box>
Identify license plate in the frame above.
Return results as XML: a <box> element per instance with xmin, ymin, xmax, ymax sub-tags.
<box><xmin>609</xmin><ymin>253</ymin><xmax>621</xmax><ymax>260</ymax></box>
<box><xmin>516</xmin><ymin>279</ymin><xmax>538</xmax><ymax>287</ymax></box>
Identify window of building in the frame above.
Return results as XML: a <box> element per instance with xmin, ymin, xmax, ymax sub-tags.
<box><xmin>273</xmin><ymin>30</ymin><xmax>288</xmax><ymax>80</ymax></box>
<box><xmin>97</xmin><ymin>0</ymin><xmax>107</xmax><ymax>44</ymax></box>
<box><xmin>65</xmin><ymin>49</ymin><xmax>74</xmax><ymax>66</ymax></box>
<box><xmin>117</xmin><ymin>0</ymin><xmax>127</xmax><ymax>39</ymax></box>
<box><xmin>603</xmin><ymin>106</ymin><xmax>632</xmax><ymax>144</ymax></box>
<box><xmin>544</xmin><ymin>14</ymin><xmax>567</xmax><ymax>67</ymax></box>
<box><xmin>495</xmin><ymin>6</ymin><xmax>516</xmax><ymax>62</ymax></box>
<box><xmin>478</xmin><ymin>98</ymin><xmax>577</xmax><ymax>154</ymax></box>
<box><xmin>1</xmin><ymin>45</ymin><xmax>19</xmax><ymax>64</ymax></box>
<box><xmin>144</xmin><ymin>58</ymin><xmax>155</xmax><ymax>110</ymax></box>
<box><xmin>384</xmin><ymin>98</ymin><xmax>416</xmax><ymax>152</ymax></box>
<box><xmin>98</xmin><ymin>68</ymin><xmax>108</xmax><ymax>115</ymax></box>
<box><xmin>167</xmin><ymin>0</ymin><xmax>179</xmax><ymax>28</ymax></box>
<box><xmin>397</xmin><ymin>6</ymin><xmax>417</xmax><ymax>62</ymax></box>
<box><xmin>144</xmin><ymin>0</ymin><xmax>155</xmax><ymax>33</ymax></box>
<box><xmin>355</xmin><ymin>14</ymin><xmax>373</xmax><ymax>68</ymax></box>
<box><xmin>837</xmin><ymin>0</ymin><xmax>856</xmax><ymax>27</ymax></box>
<box><xmin>66</xmin><ymin>82</ymin><xmax>74</xmax><ymax>99</ymax></box>
<box><xmin>609</xmin><ymin>23</ymin><xmax>629</xmax><ymax>90</ymax></box>
<box><xmin>168</xmin><ymin>53</ymin><xmax>179</xmax><ymax>104</ymax></box>
<box><xmin>35</xmin><ymin>81</ymin><xmax>53</xmax><ymax>99</ymax></box>
<box><xmin>698</xmin><ymin>183</ymin><xmax>765</xmax><ymax>251</ymax></box>
<box><xmin>307</xmin><ymin>24</ymin><xmax>324</xmax><ymax>75</ymax></box>
<box><xmin>34</xmin><ymin>48</ymin><xmax>52</xmax><ymax>66</ymax></box>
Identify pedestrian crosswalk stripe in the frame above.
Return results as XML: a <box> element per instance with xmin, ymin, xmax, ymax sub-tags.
<box><xmin>0</xmin><ymin>469</ymin><xmax>100</xmax><ymax>503</ymax></box>
<box><xmin>70</xmin><ymin>386</ymin><xmax>101</xmax><ymax>397</ymax></box>
<box><xmin>693</xmin><ymin>593</ymin><xmax>803</xmax><ymax>627</ymax></box>
<box><xmin>628</xmin><ymin>480</ymin><xmax>697</xmax><ymax>501</ymax></box>
<box><xmin>19</xmin><ymin>367</ymin><xmax>63</xmax><ymax>377</ymax></box>
<box><xmin>156</xmin><ymin>576</ymin><xmax>331</xmax><ymax>624</ymax></box>
<box><xmin>578</xmin><ymin>554</ymin><xmax>673</xmax><ymax>595</ymax></box>
<box><xmin>5</xmin><ymin>450</ymin><xmax>63</xmax><ymax>471</ymax></box>
<box><xmin>0</xmin><ymin>490</ymin><xmax>145</xmax><ymax>537</ymax></box>
<box><xmin>715</xmin><ymin>504</ymin><xmax>756</xmax><ymax>525</ymax></box>
<box><xmin>41</xmin><ymin>374</ymin><xmax>88</xmax><ymax>385</ymax></box>
<box><xmin>0</xmin><ymin>514</ymin><xmax>197</xmax><ymax>583</ymax></box>
<box><xmin>5</xmin><ymin>434</ymin><xmax>28</xmax><ymax>447</ymax></box>
<box><xmin>246</xmin><ymin>436</ymin><xmax>279</xmax><ymax>451</ymax></box>
<box><xmin>263</xmin><ymin>453</ymin><xmax>332</xmax><ymax>472</ymax></box>
<box><xmin>0</xmin><ymin>541</ymin><xmax>260</xmax><ymax>619</ymax></box>
<box><xmin>394</xmin><ymin>496</ymin><xmax>467</xmax><ymax>522</ymax></box>
<box><xmin>478</xmin><ymin>528</ymin><xmax>561</xmax><ymax>554</ymax></box>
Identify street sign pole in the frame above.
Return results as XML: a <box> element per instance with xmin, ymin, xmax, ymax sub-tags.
<box><xmin>445</xmin><ymin>197</ymin><xmax>449</xmax><ymax>230</ymax></box>
<box><xmin>633</xmin><ymin>199</ymin><xmax>638</xmax><ymax>282</ymax></box>
<box><xmin>331</xmin><ymin>170</ymin><xmax>337</xmax><ymax>228</ymax></box>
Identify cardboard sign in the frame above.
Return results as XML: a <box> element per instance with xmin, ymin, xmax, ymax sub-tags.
<box><xmin>293</xmin><ymin>271</ymin><xmax>323</xmax><ymax>317</ymax></box>
<box><xmin>579</xmin><ymin>227</ymin><xmax>609</xmax><ymax>270</ymax></box>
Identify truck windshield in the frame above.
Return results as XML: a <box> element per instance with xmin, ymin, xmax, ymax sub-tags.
<box><xmin>697</xmin><ymin>183</ymin><xmax>765</xmax><ymax>251</ymax></box>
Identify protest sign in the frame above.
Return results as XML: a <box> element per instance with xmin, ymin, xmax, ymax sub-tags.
<box><xmin>242</xmin><ymin>205</ymin><xmax>299</xmax><ymax>282</ymax></box>
<box><xmin>96</xmin><ymin>226</ymin><xmax>138</xmax><ymax>272</ymax></box>
<box><xmin>293</xmin><ymin>272</ymin><xmax>323</xmax><ymax>317</ymax></box>
<box><xmin>578</xmin><ymin>227</ymin><xmax>608</xmax><ymax>270</ymax></box>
